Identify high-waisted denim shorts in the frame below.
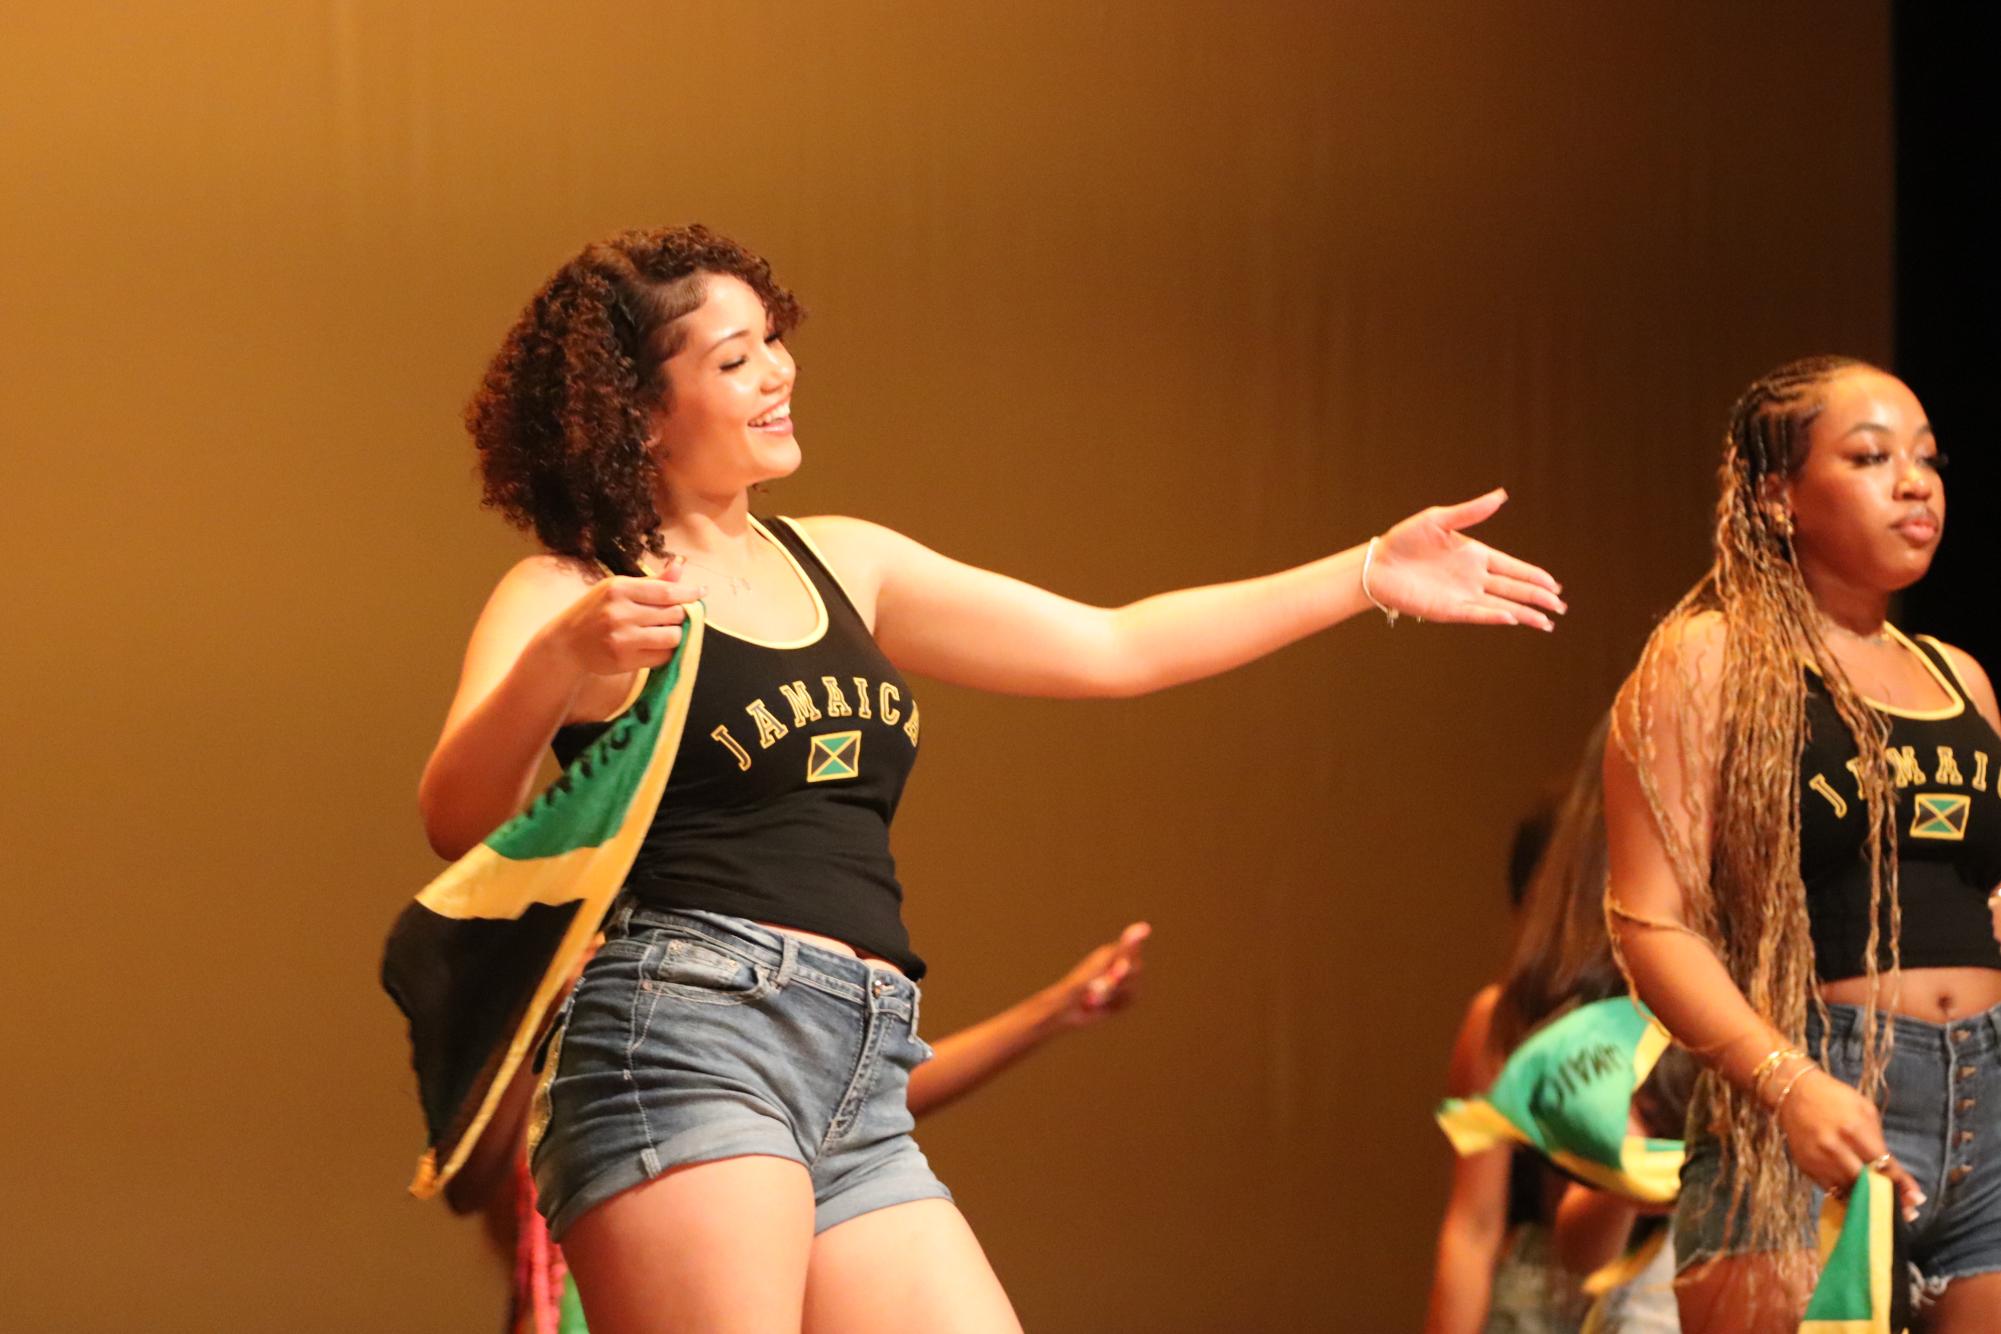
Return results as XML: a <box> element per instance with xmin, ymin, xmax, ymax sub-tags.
<box><xmin>529</xmin><ymin>903</ymin><xmax>951</xmax><ymax>1241</ymax></box>
<box><xmin>1675</xmin><ymin>1000</ymin><xmax>2001</xmax><ymax>1293</ymax></box>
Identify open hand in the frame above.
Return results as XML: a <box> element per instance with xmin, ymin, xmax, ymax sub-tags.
<box><xmin>1368</xmin><ymin>489</ymin><xmax>1566</xmax><ymax>630</ymax></box>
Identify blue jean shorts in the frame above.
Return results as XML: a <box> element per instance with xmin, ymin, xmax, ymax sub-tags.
<box><xmin>1675</xmin><ymin>1001</ymin><xmax>2001</xmax><ymax>1291</ymax></box>
<box><xmin>529</xmin><ymin>903</ymin><xmax>951</xmax><ymax>1241</ymax></box>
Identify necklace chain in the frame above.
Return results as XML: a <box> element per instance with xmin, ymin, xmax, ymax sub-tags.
<box><xmin>664</xmin><ymin>550</ymin><xmax>754</xmax><ymax>595</ymax></box>
<box><xmin>1822</xmin><ymin>618</ymin><xmax>1892</xmax><ymax>647</ymax></box>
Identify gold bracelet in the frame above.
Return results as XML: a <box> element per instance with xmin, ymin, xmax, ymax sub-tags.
<box><xmin>1771</xmin><ymin>1062</ymin><xmax>1818</xmax><ymax>1118</ymax></box>
<box><xmin>1360</xmin><ymin>537</ymin><xmax>1398</xmax><ymax>627</ymax></box>
<box><xmin>1750</xmin><ymin>1046</ymin><xmax>1808</xmax><ymax>1098</ymax></box>
<box><xmin>1747</xmin><ymin>1047</ymin><xmax>1791</xmax><ymax>1089</ymax></box>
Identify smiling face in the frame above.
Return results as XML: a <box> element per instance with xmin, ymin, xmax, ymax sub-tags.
<box><xmin>650</xmin><ymin>273</ymin><xmax>799</xmax><ymax>497</ymax></box>
<box><xmin>1780</xmin><ymin>368</ymin><xmax>1944</xmax><ymax>595</ymax></box>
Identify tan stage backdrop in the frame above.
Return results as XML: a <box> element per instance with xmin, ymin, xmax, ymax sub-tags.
<box><xmin>1</xmin><ymin>3</ymin><xmax>1891</xmax><ymax>1329</ymax></box>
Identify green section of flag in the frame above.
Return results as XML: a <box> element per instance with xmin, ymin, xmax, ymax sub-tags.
<box><xmin>1476</xmin><ymin>998</ymin><xmax>1651</xmax><ymax>1165</ymax></box>
<box><xmin>486</xmin><ymin>653</ymin><xmax>681</xmax><ymax>862</ymax></box>
<box><xmin>1436</xmin><ymin>997</ymin><xmax>1682</xmax><ymax>1202</ymax></box>
<box><xmin>1803</xmin><ymin>1169</ymin><xmax>1894</xmax><ymax>1331</ymax></box>
<box><xmin>558</xmin><ymin>1273</ymin><xmax>588</xmax><ymax>1334</ymax></box>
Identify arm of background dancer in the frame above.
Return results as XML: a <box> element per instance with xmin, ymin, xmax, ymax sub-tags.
<box><xmin>906</xmin><ymin>923</ymin><xmax>1149</xmax><ymax>1119</ymax></box>
<box><xmin>1551</xmin><ymin>1182</ymin><xmax>1641</xmax><ymax>1276</ymax></box>
<box><xmin>1422</xmin><ymin>986</ymin><xmax>1508</xmax><ymax>1334</ymax></box>
<box><xmin>802</xmin><ymin>494</ymin><xmax>1562</xmax><ymax>699</ymax></box>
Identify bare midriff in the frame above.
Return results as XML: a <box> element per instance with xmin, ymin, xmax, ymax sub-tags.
<box><xmin>1820</xmin><ymin>967</ymin><xmax>2001</xmax><ymax>1023</ymax></box>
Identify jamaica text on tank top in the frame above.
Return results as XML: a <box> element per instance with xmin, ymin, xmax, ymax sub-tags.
<box><xmin>555</xmin><ymin>516</ymin><xmax>926</xmax><ymax>976</ymax></box>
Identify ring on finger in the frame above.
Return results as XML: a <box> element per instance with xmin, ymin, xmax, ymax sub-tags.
<box><xmin>1866</xmin><ymin>1153</ymin><xmax>1894</xmax><ymax>1175</ymax></box>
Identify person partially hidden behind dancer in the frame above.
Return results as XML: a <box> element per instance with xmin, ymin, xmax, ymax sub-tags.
<box><xmin>453</xmin><ymin>924</ymin><xmax>1150</xmax><ymax>1334</ymax></box>
<box><xmin>1426</xmin><ymin>717</ymin><xmax>1690</xmax><ymax>1334</ymax></box>
<box><xmin>1605</xmin><ymin>356</ymin><xmax>2001</xmax><ymax>1331</ymax></box>
<box><xmin>420</xmin><ymin>224</ymin><xmax>1565</xmax><ymax>1333</ymax></box>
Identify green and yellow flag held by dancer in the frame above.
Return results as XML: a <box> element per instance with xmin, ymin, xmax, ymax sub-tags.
<box><xmin>381</xmin><ymin>607</ymin><xmax>707</xmax><ymax>1197</ymax></box>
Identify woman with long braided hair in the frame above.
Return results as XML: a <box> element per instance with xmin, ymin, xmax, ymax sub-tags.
<box><xmin>1605</xmin><ymin>356</ymin><xmax>2001</xmax><ymax>1331</ymax></box>
<box><xmin>418</xmin><ymin>224</ymin><xmax>1566</xmax><ymax>1333</ymax></box>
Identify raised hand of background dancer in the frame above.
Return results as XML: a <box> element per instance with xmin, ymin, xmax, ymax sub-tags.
<box><xmin>1365</xmin><ymin>489</ymin><xmax>1566</xmax><ymax>630</ymax></box>
<box><xmin>905</xmin><ymin>922</ymin><xmax>1151</xmax><ymax>1118</ymax></box>
<box><xmin>1049</xmin><ymin>921</ymin><xmax>1150</xmax><ymax>1029</ymax></box>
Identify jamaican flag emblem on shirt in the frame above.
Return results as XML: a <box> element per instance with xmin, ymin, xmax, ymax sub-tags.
<box><xmin>381</xmin><ymin>607</ymin><xmax>707</xmax><ymax>1198</ymax></box>
<box><xmin>1910</xmin><ymin>793</ymin><xmax>1970</xmax><ymax>841</ymax></box>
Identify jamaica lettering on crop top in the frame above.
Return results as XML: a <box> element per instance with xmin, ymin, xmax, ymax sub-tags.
<box><xmin>1798</xmin><ymin>631</ymin><xmax>2001</xmax><ymax>980</ymax></box>
<box><xmin>554</xmin><ymin>516</ymin><xmax>927</xmax><ymax>976</ymax></box>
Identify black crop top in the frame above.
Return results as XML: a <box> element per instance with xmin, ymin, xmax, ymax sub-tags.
<box><xmin>554</xmin><ymin>517</ymin><xmax>927</xmax><ymax>976</ymax></box>
<box><xmin>1801</xmin><ymin>631</ymin><xmax>2001</xmax><ymax>981</ymax></box>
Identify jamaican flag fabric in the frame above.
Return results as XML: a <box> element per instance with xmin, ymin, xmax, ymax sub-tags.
<box><xmin>1804</xmin><ymin>1167</ymin><xmax>1910</xmax><ymax>1333</ymax></box>
<box><xmin>1436</xmin><ymin>995</ymin><xmax>1683</xmax><ymax>1202</ymax></box>
<box><xmin>381</xmin><ymin>606</ymin><xmax>706</xmax><ymax>1198</ymax></box>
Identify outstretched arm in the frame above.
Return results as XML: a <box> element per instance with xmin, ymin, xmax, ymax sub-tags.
<box><xmin>798</xmin><ymin>490</ymin><xmax>1563</xmax><ymax>699</ymax></box>
<box><xmin>906</xmin><ymin>923</ymin><xmax>1150</xmax><ymax>1118</ymax></box>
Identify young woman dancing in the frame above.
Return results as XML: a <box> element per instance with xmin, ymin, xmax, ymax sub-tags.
<box><xmin>1604</xmin><ymin>356</ymin><xmax>2001</xmax><ymax>1331</ymax></box>
<box><xmin>419</xmin><ymin>224</ymin><xmax>1565</xmax><ymax>1334</ymax></box>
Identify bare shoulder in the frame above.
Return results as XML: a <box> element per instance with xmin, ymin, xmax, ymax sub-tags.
<box><xmin>1616</xmin><ymin>609</ymin><xmax>1728</xmax><ymax>715</ymax></box>
<box><xmin>476</xmin><ymin>552</ymin><xmax>601</xmax><ymax>623</ymax></box>
<box><xmin>498</xmin><ymin>552</ymin><xmax>603</xmax><ymax>597</ymax></box>
<box><xmin>790</xmin><ymin>513</ymin><xmax>901</xmax><ymax>560</ymax></box>
<box><xmin>1659</xmin><ymin>607</ymin><xmax>1729</xmax><ymax>670</ymax></box>
<box><xmin>788</xmin><ymin>515</ymin><xmax>913</xmax><ymax>619</ymax></box>
<box><xmin>1926</xmin><ymin>637</ymin><xmax>2001</xmax><ymax>729</ymax></box>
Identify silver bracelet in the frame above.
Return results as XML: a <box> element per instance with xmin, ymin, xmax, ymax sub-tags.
<box><xmin>1361</xmin><ymin>537</ymin><xmax>1398</xmax><ymax>627</ymax></box>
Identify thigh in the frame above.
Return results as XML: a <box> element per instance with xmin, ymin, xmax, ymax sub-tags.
<box><xmin>1674</xmin><ymin>1252</ymin><xmax>1810</xmax><ymax>1334</ymax></box>
<box><xmin>803</xmin><ymin>1198</ymin><xmax>1021</xmax><ymax>1334</ymax></box>
<box><xmin>1923</xmin><ymin>1270</ymin><xmax>2001</xmax><ymax>1332</ymax></box>
<box><xmin>562</xmin><ymin>1154</ymin><xmax>815</xmax><ymax>1334</ymax></box>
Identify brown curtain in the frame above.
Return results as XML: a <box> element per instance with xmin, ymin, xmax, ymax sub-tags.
<box><xmin>1</xmin><ymin>2</ymin><xmax>1888</xmax><ymax>1327</ymax></box>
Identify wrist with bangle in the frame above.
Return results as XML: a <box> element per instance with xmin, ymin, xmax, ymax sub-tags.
<box><xmin>1360</xmin><ymin>537</ymin><xmax>1398</xmax><ymax>627</ymax></box>
<box><xmin>1770</xmin><ymin>1060</ymin><xmax>1819</xmax><ymax>1117</ymax></box>
<box><xmin>1744</xmin><ymin>1042</ymin><xmax>1818</xmax><ymax>1115</ymax></box>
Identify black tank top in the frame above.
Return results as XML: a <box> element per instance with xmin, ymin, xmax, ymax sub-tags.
<box><xmin>555</xmin><ymin>517</ymin><xmax>926</xmax><ymax>976</ymax></box>
<box><xmin>1800</xmin><ymin>631</ymin><xmax>2001</xmax><ymax>980</ymax></box>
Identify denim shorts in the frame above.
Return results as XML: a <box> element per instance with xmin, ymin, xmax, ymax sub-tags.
<box><xmin>1674</xmin><ymin>1001</ymin><xmax>2001</xmax><ymax>1291</ymax></box>
<box><xmin>529</xmin><ymin>903</ymin><xmax>951</xmax><ymax>1241</ymax></box>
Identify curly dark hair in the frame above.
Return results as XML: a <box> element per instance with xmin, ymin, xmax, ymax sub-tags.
<box><xmin>465</xmin><ymin>225</ymin><xmax>804</xmax><ymax>574</ymax></box>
